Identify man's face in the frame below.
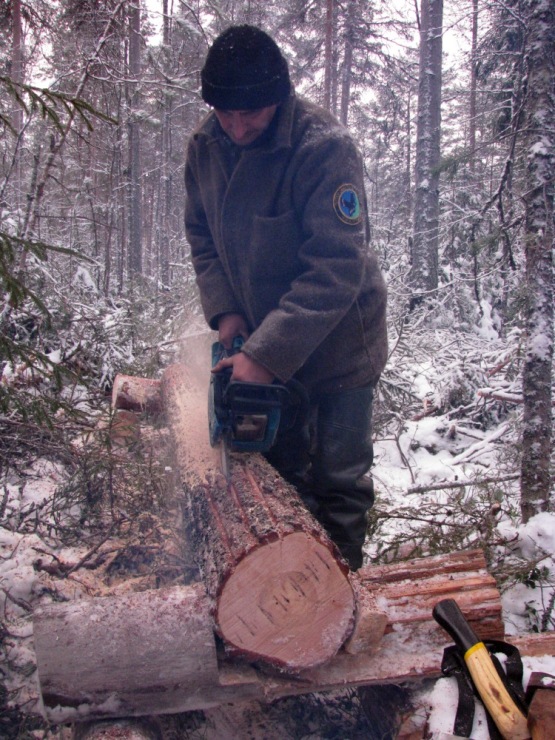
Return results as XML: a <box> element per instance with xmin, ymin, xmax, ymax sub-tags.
<box><xmin>214</xmin><ymin>105</ymin><xmax>278</xmax><ymax>146</ymax></box>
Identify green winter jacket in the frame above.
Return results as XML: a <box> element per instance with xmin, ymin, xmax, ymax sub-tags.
<box><xmin>185</xmin><ymin>94</ymin><xmax>388</xmax><ymax>395</ymax></box>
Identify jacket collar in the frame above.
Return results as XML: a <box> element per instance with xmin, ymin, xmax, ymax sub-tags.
<box><xmin>195</xmin><ymin>93</ymin><xmax>297</xmax><ymax>153</ymax></box>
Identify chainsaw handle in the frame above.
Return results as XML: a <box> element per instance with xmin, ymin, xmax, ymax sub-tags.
<box><xmin>212</xmin><ymin>336</ymin><xmax>244</xmax><ymax>366</ymax></box>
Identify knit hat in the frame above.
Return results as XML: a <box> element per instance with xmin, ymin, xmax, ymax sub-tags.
<box><xmin>201</xmin><ymin>25</ymin><xmax>291</xmax><ymax>110</ymax></box>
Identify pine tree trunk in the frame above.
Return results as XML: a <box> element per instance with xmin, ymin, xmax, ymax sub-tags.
<box><xmin>160</xmin><ymin>0</ymin><xmax>172</xmax><ymax>288</ymax></box>
<box><xmin>339</xmin><ymin>0</ymin><xmax>355</xmax><ymax>125</ymax></box>
<box><xmin>11</xmin><ymin>0</ymin><xmax>24</xmax><ymax>214</ymax></box>
<box><xmin>127</xmin><ymin>0</ymin><xmax>143</xmax><ymax>278</ymax></box>
<box><xmin>410</xmin><ymin>0</ymin><xmax>443</xmax><ymax>304</ymax></box>
<box><xmin>469</xmin><ymin>0</ymin><xmax>478</xmax><ymax>174</ymax></box>
<box><xmin>324</xmin><ymin>0</ymin><xmax>334</xmax><ymax>112</ymax></box>
<box><xmin>520</xmin><ymin>0</ymin><xmax>555</xmax><ymax>522</ymax></box>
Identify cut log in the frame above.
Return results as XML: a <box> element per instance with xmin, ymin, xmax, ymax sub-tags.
<box><xmin>160</xmin><ymin>362</ymin><xmax>355</xmax><ymax>671</ymax></box>
<box><xmin>343</xmin><ymin>577</ymin><xmax>388</xmax><ymax>655</ymax></box>
<box><xmin>34</xmin><ymin>584</ymin><xmax>218</xmax><ymax>723</ymax></box>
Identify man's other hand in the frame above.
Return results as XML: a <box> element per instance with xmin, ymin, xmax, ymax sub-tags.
<box><xmin>218</xmin><ymin>313</ymin><xmax>249</xmax><ymax>349</ymax></box>
<box><xmin>212</xmin><ymin>352</ymin><xmax>274</xmax><ymax>384</ymax></box>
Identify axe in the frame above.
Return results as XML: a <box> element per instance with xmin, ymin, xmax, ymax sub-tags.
<box><xmin>433</xmin><ymin>598</ymin><xmax>530</xmax><ymax>739</ymax></box>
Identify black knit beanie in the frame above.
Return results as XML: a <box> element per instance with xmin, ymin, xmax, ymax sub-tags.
<box><xmin>201</xmin><ymin>25</ymin><xmax>291</xmax><ymax>110</ymax></box>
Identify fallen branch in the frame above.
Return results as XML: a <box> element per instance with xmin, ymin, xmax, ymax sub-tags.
<box><xmin>451</xmin><ymin>422</ymin><xmax>510</xmax><ymax>465</ymax></box>
<box><xmin>486</xmin><ymin>358</ymin><xmax>512</xmax><ymax>377</ymax></box>
<box><xmin>478</xmin><ymin>388</ymin><xmax>555</xmax><ymax>407</ymax></box>
<box><xmin>477</xmin><ymin>389</ymin><xmax>523</xmax><ymax>404</ymax></box>
<box><xmin>411</xmin><ymin>404</ymin><xmax>439</xmax><ymax>421</ymax></box>
<box><xmin>407</xmin><ymin>474</ymin><xmax>520</xmax><ymax>495</ymax></box>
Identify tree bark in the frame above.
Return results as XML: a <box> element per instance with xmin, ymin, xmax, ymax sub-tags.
<box><xmin>10</xmin><ymin>0</ymin><xmax>24</xmax><ymax>213</ymax></box>
<box><xmin>469</xmin><ymin>0</ymin><xmax>479</xmax><ymax>174</ymax></box>
<box><xmin>127</xmin><ymin>0</ymin><xmax>143</xmax><ymax>278</ymax></box>
<box><xmin>34</xmin><ymin>584</ymin><xmax>219</xmax><ymax>721</ymax></box>
<box><xmin>410</xmin><ymin>0</ymin><xmax>443</xmax><ymax>304</ymax></box>
<box><xmin>160</xmin><ymin>358</ymin><xmax>355</xmax><ymax>671</ymax></box>
<box><xmin>339</xmin><ymin>0</ymin><xmax>355</xmax><ymax>125</ymax></box>
<box><xmin>159</xmin><ymin>0</ymin><xmax>172</xmax><ymax>289</ymax></box>
<box><xmin>520</xmin><ymin>0</ymin><xmax>555</xmax><ymax>521</ymax></box>
<box><xmin>323</xmin><ymin>0</ymin><xmax>334</xmax><ymax>112</ymax></box>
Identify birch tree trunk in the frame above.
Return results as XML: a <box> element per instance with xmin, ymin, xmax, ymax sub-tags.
<box><xmin>410</xmin><ymin>0</ymin><xmax>443</xmax><ymax>305</ymax></box>
<box><xmin>520</xmin><ymin>0</ymin><xmax>555</xmax><ymax>521</ymax></box>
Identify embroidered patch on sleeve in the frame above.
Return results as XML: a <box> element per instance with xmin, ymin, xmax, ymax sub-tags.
<box><xmin>333</xmin><ymin>184</ymin><xmax>362</xmax><ymax>225</ymax></box>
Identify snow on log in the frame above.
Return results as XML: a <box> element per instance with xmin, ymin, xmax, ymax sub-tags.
<box><xmin>33</xmin><ymin>584</ymin><xmax>218</xmax><ymax>723</ymax></box>
<box><xmin>160</xmin><ymin>362</ymin><xmax>355</xmax><ymax>671</ymax></box>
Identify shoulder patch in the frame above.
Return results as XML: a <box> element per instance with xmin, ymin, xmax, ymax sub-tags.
<box><xmin>333</xmin><ymin>184</ymin><xmax>362</xmax><ymax>225</ymax></box>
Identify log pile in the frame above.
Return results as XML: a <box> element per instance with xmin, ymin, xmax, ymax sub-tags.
<box><xmin>34</xmin><ymin>548</ymin><xmax>522</xmax><ymax>723</ymax></box>
<box><xmin>31</xmin><ymin>345</ymin><xmax>555</xmax><ymax>726</ymax></box>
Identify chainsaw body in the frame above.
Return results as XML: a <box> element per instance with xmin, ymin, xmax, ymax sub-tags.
<box><xmin>208</xmin><ymin>339</ymin><xmax>293</xmax><ymax>453</ymax></box>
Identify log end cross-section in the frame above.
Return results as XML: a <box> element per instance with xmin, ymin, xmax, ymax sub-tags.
<box><xmin>217</xmin><ymin>531</ymin><xmax>355</xmax><ymax>670</ymax></box>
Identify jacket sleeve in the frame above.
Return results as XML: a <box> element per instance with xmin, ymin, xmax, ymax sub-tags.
<box><xmin>242</xmin><ymin>132</ymin><xmax>370</xmax><ymax>381</ymax></box>
<box><xmin>184</xmin><ymin>138</ymin><xmax>244</xmax><ymax>329</ymax></box>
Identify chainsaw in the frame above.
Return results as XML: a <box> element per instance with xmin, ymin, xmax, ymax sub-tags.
<box><xmin>208</xmin><ymin>337</ymin><xmax>305</xmax><ymax>479</ymax></box>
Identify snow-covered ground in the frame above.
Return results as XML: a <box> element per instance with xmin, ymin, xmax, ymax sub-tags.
<box><xmin>1</xmin><ymin>330</ymin><xmax>554</xmax><ymax>738</ymax></box>
<box><xmin>369</xmin><ymin>389</ymin><xmax>555</xmax><ymax>738</ymax></box>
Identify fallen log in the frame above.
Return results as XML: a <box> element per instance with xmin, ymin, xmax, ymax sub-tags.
<box><xmin>34</xmin><ymin>548</ymin><xmax>509</xmax><ymax>723</ymax></box>
<box><xmin>160</xmin><ymin>361</ymin><xmax>355</xmax><ymax>672</ymax></box>
<box><xmin>33</xmin><ymin>584</ymin><xmax>218</xmax><ymax>724</ymax></box>
<box><xmin>358</xmin><ymin>548</ymin><xmax>504</xmax><ymax>641</ymax></box>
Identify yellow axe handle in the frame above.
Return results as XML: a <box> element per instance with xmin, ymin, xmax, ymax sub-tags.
<box><xmin>433</xmin><ymin>598</ymin><xmax>530</xmax><ymax>740</ymax></box>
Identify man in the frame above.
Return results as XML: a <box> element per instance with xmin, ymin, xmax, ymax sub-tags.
<box><xmin>185</xmin><ymin>25</ymin><xmax>387</xmax><ymax>570</ymax></box>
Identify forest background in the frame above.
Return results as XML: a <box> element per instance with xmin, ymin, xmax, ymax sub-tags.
<box><xmin>1</xmin><ymin>0</ymin><xmax>554</xmax><ymax>737</ymax></box>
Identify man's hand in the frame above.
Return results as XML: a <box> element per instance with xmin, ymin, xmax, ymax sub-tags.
<box><xmin>212</xmin><ymin>352</ymin><xmax>274</xmax><ymax>384</ymax></box>
<box><xmin>218</xmin><ymin>313</ymin><xmax>249</xmax><ymax>349</ymax></box>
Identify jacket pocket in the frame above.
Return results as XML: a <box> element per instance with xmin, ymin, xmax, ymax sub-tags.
<box><xmin>249</xmin><ymin>210</ymin><xmax>302</xmax><ymax>283</ymax></box>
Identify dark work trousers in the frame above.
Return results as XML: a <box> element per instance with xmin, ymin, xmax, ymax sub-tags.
<box><xmin>265</xmin><ymin>384</ymin><xmax>375</xmax><ymax>570</ymax></box>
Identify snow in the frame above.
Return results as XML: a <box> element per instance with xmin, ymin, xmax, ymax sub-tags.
<box><xmin>424</xmin><ymin>676</ymin><xmax>490</xmax><ymax>739</ymax></box>
<box><xmin>73</xmin><ymin>265</ymin><xmax>98</xmax><ymax>292</ymax></box>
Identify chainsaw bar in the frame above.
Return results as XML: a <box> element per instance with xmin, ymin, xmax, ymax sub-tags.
<box><xmin>219</xmin><ymin>433</ymin><xmax>231</xmax><ymax>483</ymax></box>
